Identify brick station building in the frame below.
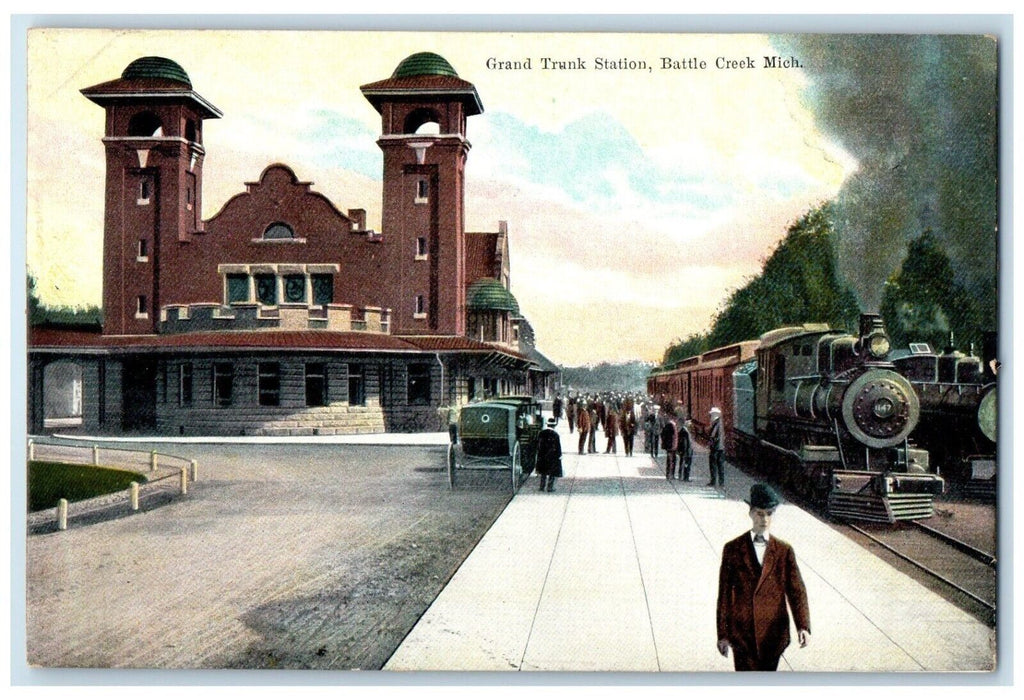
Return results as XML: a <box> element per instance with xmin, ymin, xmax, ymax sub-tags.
<box><xmin>28</xmin><ymin>53</ymin><xmax>558</xmax><ymax>436</ymax></box>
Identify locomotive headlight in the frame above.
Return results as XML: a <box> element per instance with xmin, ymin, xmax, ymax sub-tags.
<box><xmin>868</xmin><ymin>333</ymin><xmax>891</xmax><ymax>358</ymax></box>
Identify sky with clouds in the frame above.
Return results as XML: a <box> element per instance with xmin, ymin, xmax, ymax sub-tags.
<box><xmin>25</xmin><ymin>29</ymin><xmax>855</xmax><ymax>365</ymax></box>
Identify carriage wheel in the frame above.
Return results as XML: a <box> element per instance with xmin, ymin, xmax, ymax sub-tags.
<box><xmin>511</xmin><ymin>442</ymin><xmax>523</xmax><ymax>492</ymax></box>
<box><xmin>447</xmin><ymin>444</ymin><xmax>457</xmax><ymax>490</ymax></box>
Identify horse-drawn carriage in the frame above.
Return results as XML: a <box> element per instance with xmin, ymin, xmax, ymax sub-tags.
<box><xmin>447</xmin><ymin>396</ymin><xmax>544</xmax><ymax>491</ymax></box>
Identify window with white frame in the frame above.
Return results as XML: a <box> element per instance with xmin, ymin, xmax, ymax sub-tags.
<box><xmin>416</xmin><ymin>236</ymin><xmax>428</xmax><ymax>259</ymax></box>
<box><xmin>135</xmin><ymin>295</ymin><xmax>148</xmax><ymax>319</ymax></box>
<box><xmin>414</xmin><ymin>295</ymin><xmax>426</xmax><ymax>318</ymax></box>
<box><xmin>226</xmin><ymin>274</ymin><xmax>249</xmax><ymax>304</ymax></box>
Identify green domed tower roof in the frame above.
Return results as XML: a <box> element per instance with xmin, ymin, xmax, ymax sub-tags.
<box><xmin>121</xmin><ymin>56</ymin><xmax>192</xmax><ymax>86</ymax></box>
<box><xmin>392</xmin><ymin>52</ymin><xmax>459</xmax><ymax>78</ymax></box>
<box><xmin>467</xmin><ymin>278</ymin><xmax>520</xmax><ymax>315</ymax></box>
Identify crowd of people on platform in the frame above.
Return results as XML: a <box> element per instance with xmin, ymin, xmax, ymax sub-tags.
<box><xmin>546</xmin><ymin>390</ymin><xmax>725</xmax><ymax>489</ymax></box>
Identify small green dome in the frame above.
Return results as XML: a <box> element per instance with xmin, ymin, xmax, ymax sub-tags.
<box><xmin>393</xmin><ymin>52</ymin><xmax>459</xmax><ymax>78</ymax></box>
<box><xmin>122</xmin><ymin>56</ymin><xmax>191</xmax><ymax>86</ymax></box>
<box><xmin>467</xmin><ymin>278</ymin><xmax>520</xmax><ymax>315</ymax></box>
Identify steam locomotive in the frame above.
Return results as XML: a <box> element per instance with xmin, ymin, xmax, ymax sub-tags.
<box><xmin>649</xmin><ymin>314</ymin><xmax>946</xmax><ymax>522</ymax></box>
<box><xmin>890</xmin><ymin>342</ymin><xmax>997</xmax><ymax>490</ymax></box>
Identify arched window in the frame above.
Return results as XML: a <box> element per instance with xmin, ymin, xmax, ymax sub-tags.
<box><xmin>263</xmin><ymin>222</ymin><xmax>295</xmax><ymax>240</ymax></box>
<box><xmin>128</xmin><ymin>111</ymin><xmax>164</xmax><ymax>137</ymax></box>
<box><xmin>403</xmin><ymin>108</ymin><xmax>442</xmax><ymax>135</ymax></box>
<box><xmin>185</xmin><ymin>119</ymin><xmax>198</xmax><ymax>143</ymax></box>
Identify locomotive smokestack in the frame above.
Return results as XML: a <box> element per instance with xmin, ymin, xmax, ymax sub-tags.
<box><xmin>859</xmin><ymin>313</ymin><xmax>885</xmax><ymax>338</ymax></box>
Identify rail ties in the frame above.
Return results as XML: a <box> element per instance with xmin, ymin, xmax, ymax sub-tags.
<box><xmin>910</xmin><ymin>520</ymin><xmax>997</xmax><ymax>568</ymax></box>
<box><xmin>845</xmin><ymin>522</ymin><xmax>995</xmax><ymax>614</ymax></box>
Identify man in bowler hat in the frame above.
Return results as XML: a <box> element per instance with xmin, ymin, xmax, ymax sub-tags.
<box><xmin>716</xmin><ymin>483</ymin><xmax>810</xmax><ymax>671</ymax></box>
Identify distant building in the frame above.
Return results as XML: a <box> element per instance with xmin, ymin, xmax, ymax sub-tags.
<box><xmin>28</xmin><ymin>52</ymin><xmax>559</xmax><ymax>435</ymax></box>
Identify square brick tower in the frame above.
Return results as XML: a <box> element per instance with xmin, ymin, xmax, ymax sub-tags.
<box><xmin>82</xmin><ymin>56</ymin><xmax>222</xmax><ymax>336</ymax></box>
<box><xmin>361</xmin><ymin>52</ymin><xmax>483</xmax><ymax>336</ymax></box>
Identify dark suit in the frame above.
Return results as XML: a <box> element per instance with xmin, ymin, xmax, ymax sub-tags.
<box><xmin>716</xmin><ymin>533</ymin><xmax>810</xmax><ymax>671</ymax></box>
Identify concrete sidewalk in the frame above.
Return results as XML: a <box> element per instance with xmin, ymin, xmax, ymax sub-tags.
<box><xmin>384</xmin><ymin>422</ymin><xmax>995</xmax><ymax>673</ymax></box>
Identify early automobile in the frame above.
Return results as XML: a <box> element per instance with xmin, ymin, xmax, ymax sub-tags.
<box><xmin>447</xmin><ymin>397</ymin><xmax>543</xmax><ymax>491</ymax></box>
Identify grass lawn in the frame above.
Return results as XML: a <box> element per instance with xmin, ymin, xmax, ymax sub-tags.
<box><xmin>28</xmin><ymin>461</ymin><xmax>148</xmax><ymax>512</ymax></box>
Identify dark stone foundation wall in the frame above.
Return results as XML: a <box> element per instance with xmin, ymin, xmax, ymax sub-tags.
<box><xmin>155</xmin><ymin>356</ymin><xmax>385</xmax><ymax>436</ymax></box>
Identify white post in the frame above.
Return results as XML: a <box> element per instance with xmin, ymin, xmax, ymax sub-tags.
<box><xmin>28</xmin><ymin>440</ymin><xmax>35</xmax><ymax>460</ymax></box>
<box><xmin>57</xmin><ymin>499</ymin><xmax>68</xmax><ymax>531</ymax></box>
<box><xmin>92</xmin><ymin>446</ymin><xmax>100</xmax><ymax>466</ymax></box>
<box><xmin>179</xmin><ymin>467</ymin><xmax>188</xmax><ymax>495</ymax></box>
<box><xmin>130</xmin><ymin>482</ymin><xmax>139</xmax><ymax>511</ymax></box>
<box><xmin>150</xmin><ymin>451</ymin><xmax>158</xmax><ymax>472</ymax></box>
<box><xmin>190</xmin><ymin>460</ymin><xmax>198</xmax><ymax>481</ymax></box>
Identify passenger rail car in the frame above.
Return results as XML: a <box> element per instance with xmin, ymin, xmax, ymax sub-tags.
<box><xmin>647</xmin><ymin>341</ymin><xmax>758</xmax><ymax>456</ymax></box>
<box><xmin>891</xmin><ymin>344</ymin><xmax>997</xmax><ymax>487</ymax></box>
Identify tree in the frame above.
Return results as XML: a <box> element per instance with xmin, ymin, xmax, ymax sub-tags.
<box><xmin>880</xmin><ymin>230</ymin><xmax>985</xmax><ymax>353</ymax></box>
<box><xmin>27</xmin><ymin>274</ymin><xmax>102</xmax><ymax>328</ymax></box>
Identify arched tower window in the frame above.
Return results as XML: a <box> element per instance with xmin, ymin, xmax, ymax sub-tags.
<box><xmin>185</xmin><ymin>119</ymin><xmax>199</xmax><ymax>143</ymax></box>
<box><xmin>128</xmin><ymin>111</ymin><xmax>164</xmax><ymax>137</ymax></box>
<box><xmin>403</xmin><ymin>108</ymin><xmax>442</xmax><ymax>135</ymax></box>
<box><xmin>263</xmin><ymin>222</ymin><xmax>295</xmax><ymax>240</ymax></box>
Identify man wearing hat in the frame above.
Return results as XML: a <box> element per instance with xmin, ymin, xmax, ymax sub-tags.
<box><xmin>707</xmin><ymin>407</ymin><xmax>725</xmax><ymax>487</ymax></box>
<box><xmin>716</xmin><ymin>483</ymin><xmax>811</xmax><ymax>671</ymax></box>
<box><xmin>535</xmin><ymin>417</ymin><xmax>563</xmax><ymax>492</ymax></box>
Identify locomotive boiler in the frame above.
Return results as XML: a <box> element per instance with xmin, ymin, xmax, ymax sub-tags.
<box><xmin>732</xmin><ymin>313</ymin><xmax>945</xmax><ymax>522</ymax></box>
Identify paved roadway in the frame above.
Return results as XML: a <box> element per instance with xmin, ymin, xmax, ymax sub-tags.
<box><xmin>385</xmin><ymin>420</ymin><xmax>996</xmax><ymax>673</ymax></box>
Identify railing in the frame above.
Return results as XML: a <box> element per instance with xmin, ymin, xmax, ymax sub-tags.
<box><xmin>27</xmin><ymin>439</ymin><xmax>198</xmax><ymax>533</ymax></box>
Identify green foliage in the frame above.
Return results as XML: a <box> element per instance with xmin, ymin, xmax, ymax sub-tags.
<box><xmin>660</xmin><ymin>202</ymin><xmax>861</xmax><ymax>362</ymax></box>
<box><xmin>28</xmin><ymin>461</ymin><xmax>148</xmax><ymax>512</ymax></box>
<box><xmin>560</xmin><ymin>361</ymin><xmax>655</xmax><ymax>393</ymax></box>
<box><xmin>27</xmin><ymin>274</ymin><xmax>102</xmax><ymax>328</ymax></box>
<box><xmin>879</xmin><ymin>230</ymin><xmax>985</xmax><ymax>353</ymax></box>
<box><xmin>661</xmin><ymin>333</ymin><xmax>710</xmax><ymax>367</ymax></box>
<box><xmin>707</xmin><ymin>203</ymin><xmax>861</xmax><ymax>347</ymax></box>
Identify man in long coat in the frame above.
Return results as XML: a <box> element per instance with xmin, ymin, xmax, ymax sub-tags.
<box><xmin>619</xmin><ymin>401</ymin><xmax>637</xmax><ymax>457</ymax></box>
<box><xmin>576</xmin><ymin>403</ymin><xmax>591</xmax><ymax>455</ymax></box>
<box><xmin>707</xmin><ymin>406</ymin><xmax>725</xmax><ymax>487</ymax></box>
<box><xmin>716</xmin><ymin>483</ymin><xmax>811</xmax><ymax>671</ymax></box>
<box><xmin>535</xmin><ymin>417</ymin><xmax>563</xmax><ymax>492</ymax></box>
<box><xmin>660</xmin><ymin>413</ymin><xmax>678</xmax><ymax>479</ymax></box>
<box><xmin>604</xmin><ymin>408</ymin><xmax>619</xmax><ymax>454</ymax></box>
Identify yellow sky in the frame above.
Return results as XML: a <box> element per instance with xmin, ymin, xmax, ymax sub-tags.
<box><xmin>25</xmin><ymin>29</ymin><xmax>852</xmax><ymax>364</ymax></box>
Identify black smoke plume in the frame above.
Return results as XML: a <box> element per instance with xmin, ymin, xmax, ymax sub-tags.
<box><xmin>772</xmin><ymin>35</ymin><xmax>998</xmax><ymax>329</ymax></box>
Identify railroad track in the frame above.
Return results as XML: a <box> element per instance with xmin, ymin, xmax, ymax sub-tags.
<box><xmin>842</xmin><ymin>519</ymin><xmax>997</xmax><ymax>625</ymax></box>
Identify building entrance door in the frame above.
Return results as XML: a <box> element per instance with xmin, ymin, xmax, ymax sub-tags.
<box><xmin>122</xmin><ymin>358</ymin><xmax>157</xmax><ymax>431</ymax></box>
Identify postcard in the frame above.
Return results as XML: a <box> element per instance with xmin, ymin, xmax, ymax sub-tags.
<box><xmin>19</xmin><ymin>26</ymin><xmax>1002</xmax><ymax>677</ymax></box>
